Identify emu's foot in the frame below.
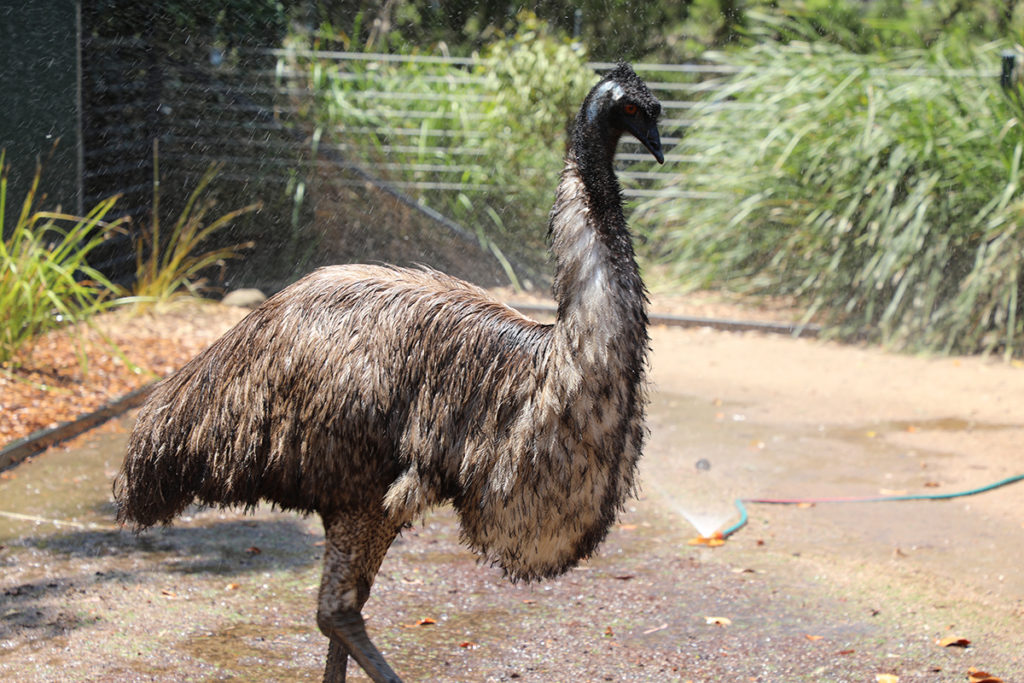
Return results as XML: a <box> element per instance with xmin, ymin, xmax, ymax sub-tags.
<box><xmin>319</xmin><ymin>609</ymin><xmax>402</xmax><ymax>683</ymax></box>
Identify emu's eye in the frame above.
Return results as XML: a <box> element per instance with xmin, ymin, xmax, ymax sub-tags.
<box><xmin>623</xmin><ymin>103</ymin><xmax>638</xmax><ymax>116</ymax></box>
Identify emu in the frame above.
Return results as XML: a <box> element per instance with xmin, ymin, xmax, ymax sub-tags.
<box><xmin>114</xmin><ymin>63</ymin><xmax>663</xmax><ymax>683</ymax></box>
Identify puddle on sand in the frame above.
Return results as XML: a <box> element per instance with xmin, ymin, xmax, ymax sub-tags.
<box><xmin>823</xmin><ymin>415</ymin><xmax>1020</xmax><ymax>444</ymax></box>
<box><xmin>0</xmin><ymin>416</ymin><xmax>132</xmax><ymax>542</ymax></box>
<box><xmin>182</xmin><ymin>622</ymin><xmax>321</xmax><ymax>681</ymax></box>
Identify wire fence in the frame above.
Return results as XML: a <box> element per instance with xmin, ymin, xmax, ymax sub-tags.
<box><xmin>262</xmin><ymin>48</ymin><xmax>741</xmax><ymax>201</ymax></box>
<box><xmin>80</xmin><ymin>39</ymin><xmax>1001</xmax><ymax>290</ymax></box>
<box><xmin>80</xmin><ymin>41</ymin><xmax>737</xmax><ymax>287</ymax></box>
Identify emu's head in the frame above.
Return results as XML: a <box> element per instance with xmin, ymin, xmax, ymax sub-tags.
<box><xmin>577</xmin><ymin>63</ymin><xmax>664</xmax><ymax>164</ymax></box>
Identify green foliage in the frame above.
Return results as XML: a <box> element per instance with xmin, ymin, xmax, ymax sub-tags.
<box><xmin>300</xmin><ymin>15</ymin><xmax>593</xmax><ymax>278</ymax></box>
<box><xmin>82</xmin><ymin>1</ymin><xmax>1024</xmax><ymax>66</ymax></box>
<box><xmin>740</xmin><ymin>1</ymin><xmax>913</xmax><ymax>52</ymax></box>
<box><xmin>650</xmin><ymin>0</ymin><xmax>1024</xmax><ymax>60</ymax></box>
<box><xmin>470</xmin><ymin>15</ymin><xmax>594</xmax><ymax>258</ymax></box>
<box><xmin>635</xmin><ymin>40</ymin><xmax>1024</xmax><ymax>356</ymax></box>
<box><xmin>312</xmin><ymin>0</ymin><xmax>696</xmax><ymax>60</ymax></box>
<box><xmin>132</xmin><ymin>148</ymin><xmax>259</xmax><ymax>306</ymax></box>
<box><xmin>0</xmin><ymin>153</ymin><xmax>126</xmax><ymax>368</ymax></box>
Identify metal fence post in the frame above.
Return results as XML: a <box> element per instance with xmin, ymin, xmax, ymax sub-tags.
<box><xmin>1001</xmin><ymin>49</ymin><xmax>1017</xmax><ymax>89</ymax></box>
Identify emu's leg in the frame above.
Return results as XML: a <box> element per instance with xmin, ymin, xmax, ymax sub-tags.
<box><xmin>323</xmin><ymin>638</ymin><xmax>349</xmax><ymax>683</ymax></box>
<box><xmin>318</xmin><ymin>507</ymin><xmax>403</xmax><ymax>683</ymax></box>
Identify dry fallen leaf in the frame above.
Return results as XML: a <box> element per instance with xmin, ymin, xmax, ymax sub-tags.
<box><xmin>642</xmin><ymin>623</ymin><xmax>668</xmax><ymax>635</ymax></box>
<box><xmin>704</xmin><ymin>616</ymin><xmax>731</xmax><ymax>626</ymax></box>
<box><xmin>225</xmin><ymin>582</ymin><xmax>240</xmax><ymax>591</ymax></box>
<box><xmin>836</xmin><ymin>649</ymin><xmax>855</xmax><ymax>655</ymax></box>
<box><xmin>617</xmin><ymin>524</ymin><xmax>638</xmax><ymax>531</ymax></box>
<box><xmin>936</xmin><ymin>636</ymin><xmax>970</xmax><ymax>648</ymax></box>
<box><xmin>805</xmin><ymin>634</ymin><xmax>824</xmax><ymax>641</ymax></box>
<box><xmin>160</xmin><ymin>589</ymin><xmax>176</xmax><ymax>598</ymax></box>
<box><xmin>0</xmin><ymin>306</ymin><xmax>249</xmax><ymax>449</ymax></box>
<box><xmin>875</xmin><ymin>675</ymin><xmax>898</xmax><ymax>683</ymax></box>
<box><xmin>245</xmin><ymin>546</ymin><xmax>261</xmax><ymax>555</ymax></box>
<box><xmin>968</xmin><ymin>667</ymin><xmax>1004</xmax><ymax>683</ymax></box>
<box><xmin>797</xmin><ymin>502</ymin><xmax>815</xmax><ymax>509</ymax></box>
<box><xmin>458</xmin><ymin>641</ymin><xmax>477</xmax><ymax>649</ymax></box>
<box><xmin>604</xmin><ymin>626</ymin><xmax>614</xmax><ymax>637</ymax></box>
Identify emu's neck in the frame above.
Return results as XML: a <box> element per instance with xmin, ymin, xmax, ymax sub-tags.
<box><xmin>548</xmin><ymin>135</ymin><xmax>648</xmax><ymax>380</ymax></box>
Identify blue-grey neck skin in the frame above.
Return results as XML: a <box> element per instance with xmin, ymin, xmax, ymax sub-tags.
<box><xmin>566</xmin><ymin>64</ymin><xmax>663</xmax><ymax>241</ymax></box>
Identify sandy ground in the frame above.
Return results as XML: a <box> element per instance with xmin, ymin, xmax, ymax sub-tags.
<box><xmin>1</xmin><ymin>305</ymin><xmax>1023</xmax><ymax>681</ymax></box>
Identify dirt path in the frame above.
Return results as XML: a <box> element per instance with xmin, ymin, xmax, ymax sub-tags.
<box><xmin>2</xmin><ymin>318</ymin><xmax>1023</xmax><ymax>681</ymax></box>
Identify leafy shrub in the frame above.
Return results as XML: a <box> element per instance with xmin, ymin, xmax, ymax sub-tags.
<box><xmin>471</xmin><ymin>14</ymin><xmax>594</xmax><ymax>257</ymax></box>
<box><xmin>297</xmin><ymin>14</ymin><xmax>593</xmax><ymax>281</ymax></box>
<box><xmin>634</xmin><ymin>40</ymin><xmax>1024</xmax><ymax>355</ymax></box>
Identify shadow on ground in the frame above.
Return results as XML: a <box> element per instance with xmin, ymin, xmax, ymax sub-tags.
<box><xmin>2</xmin><ymin>335</ymin><xmax>1024</xmax><ymax>681</ymax></box>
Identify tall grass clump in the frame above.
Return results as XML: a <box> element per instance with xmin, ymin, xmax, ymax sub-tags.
<box><xmin>0</xmin><ymin>153</ymin><xmax>126</xmax><ymax>367</ymax></box>
<box><xmin>132</xmin><ymin>147</ymin><xmax>258</xmax><ymax>306</ymax></box>
<box><xmin>636</xmin><ymin>40</ymin><xmax>1024</xmax><ymax>356</ymax></box>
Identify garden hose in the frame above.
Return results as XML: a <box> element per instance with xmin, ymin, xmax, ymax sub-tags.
<box><xmin>720</xmin><ymin>473</ymin><xmax>1024</xmax><ymax>539</ymax></box>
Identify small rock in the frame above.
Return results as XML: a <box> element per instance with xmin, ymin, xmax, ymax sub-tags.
<box><xmin>221</xmin><ymin>288</ymin><xmax>266</xmax><ymax>309</ymax></box>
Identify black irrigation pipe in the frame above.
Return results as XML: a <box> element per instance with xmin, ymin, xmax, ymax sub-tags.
<box><xmin>0</xmin><ymin>384</ymin><xmax>155</xmax><ymax>472</ymax></box>
<box><xmin>509</xmin><ymin>303</ymin><xmax>821</xmax><ymax>338</ymax></box>
<box><xmin>0</xmin><ymin>308</ymin><xmax>816</xmax><ymax>473</ymax></box>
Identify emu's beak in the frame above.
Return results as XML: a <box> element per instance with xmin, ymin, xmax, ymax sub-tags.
<box><xmin>629</xmin><ymin>121</ymin><xmax>664</xmax><ymax>164</ymax></box>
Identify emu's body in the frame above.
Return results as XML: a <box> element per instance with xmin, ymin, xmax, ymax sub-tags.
<box><xmin>115</xmin><ymin>64</ymin><xmax>663</xmax><ymax>683</ymax></box>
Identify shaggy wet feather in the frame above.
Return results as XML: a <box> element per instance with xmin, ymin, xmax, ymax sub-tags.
<box><xmin>114</xmin><ymin>62</ymin><xmax>662</xmax><ymax>682</ymax></box>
